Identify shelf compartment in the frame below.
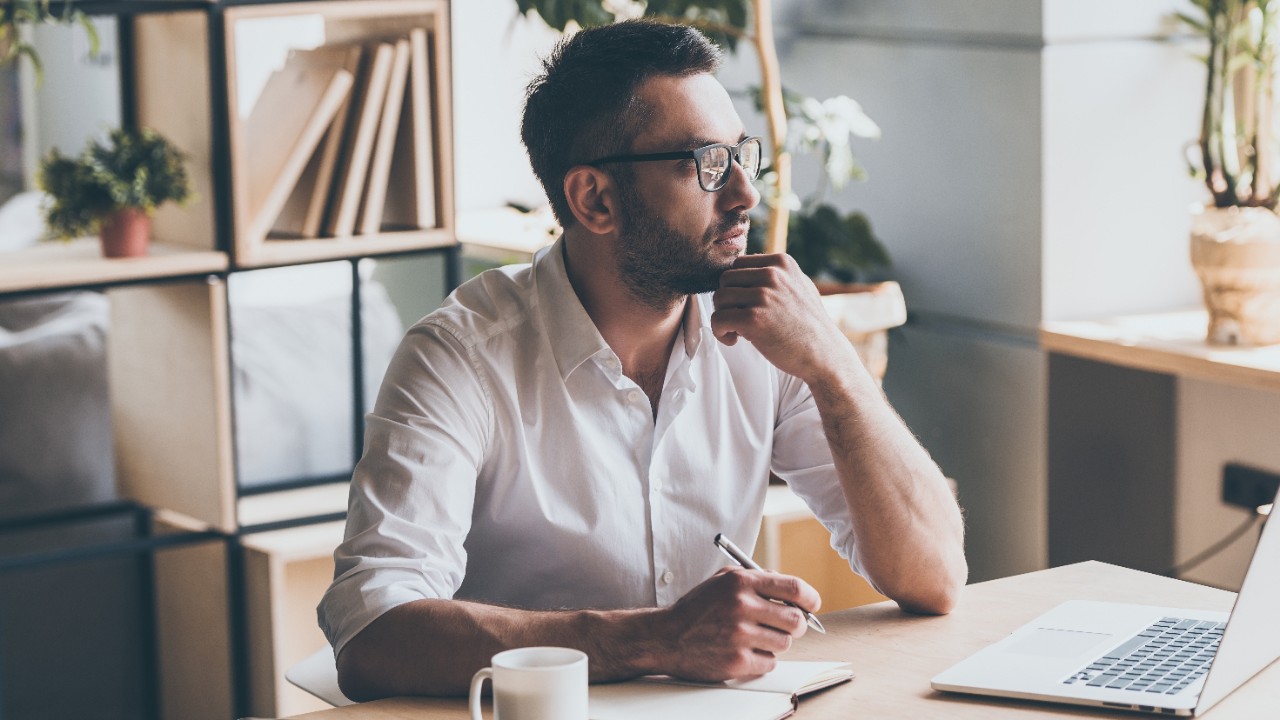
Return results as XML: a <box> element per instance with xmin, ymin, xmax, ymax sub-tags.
<box><xmin>241</xmin><ymin>520</ymin><xmax>345</xmax><ymax>717</ymax></box>
<box><xmin>132</xmin><ymin>9</ymin><xmax>220</xmax><ymax>256</ymax></box>
<box><xmin>221</xmin><ymin>0</ymin><xmax>456</xmax><ymax>268</ymax></box>
<box><xmin>108</xmin><ymin>277</ymin><xmax>238</xmax><ymax>533</ymax></box>
<box><xmin>0</xmin><ymin>239</ymin><xmax>227</xmax><ymax>294</ymax></box>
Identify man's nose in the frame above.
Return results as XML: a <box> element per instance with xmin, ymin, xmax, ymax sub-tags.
<box><xmin>718</xmin><ymin>158</ymin><xmax>760</xmax><ymax>212</ymax></box>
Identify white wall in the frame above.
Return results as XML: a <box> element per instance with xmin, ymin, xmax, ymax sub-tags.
<box><xmin>20</xmin><ymin>16</ymin><xmax>121</xmax><ymax>186</ymax></box>
<box><xmin>450</xmin><ymin>0</ymin><xmax>558</xmax><ymax>212</ymax></box>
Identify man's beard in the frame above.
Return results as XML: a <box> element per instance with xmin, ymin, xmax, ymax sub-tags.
<box><xmin>615</xmin><ymin>181</ymin><xmax>748</xmax><ymax>311</ymax></box>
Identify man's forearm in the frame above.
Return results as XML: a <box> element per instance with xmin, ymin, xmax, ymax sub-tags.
<box><xmin>806</xmin><ymin>344</ymin><xmax>968</xmax><ymax>614</ymax></box>
<box><xmin>337</xmin><ymin>598</ymin><xmax>667</xmax><ymax>700</ymax></box>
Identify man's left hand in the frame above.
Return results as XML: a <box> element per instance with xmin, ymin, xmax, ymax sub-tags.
<box><xmin>711</xmin><ymin>253</ymin><xmax>852</xmax><ymax>383</ymax></box>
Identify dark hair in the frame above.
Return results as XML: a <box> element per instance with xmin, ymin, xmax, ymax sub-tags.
<box><xmin>521</xmin><ymin>20</ymin><xmax>722</xmax><ymax>228</ymax></box>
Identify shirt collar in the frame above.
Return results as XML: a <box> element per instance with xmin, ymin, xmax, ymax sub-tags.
<box><xmin>533</xmin><ymin>237</ymin><xmax>716</xmax><ymax>380</ymax></box>
<box><xmin>534</xmin><ymin>237</ymin><xmax>612</xmax><ymax>381</ymax></box>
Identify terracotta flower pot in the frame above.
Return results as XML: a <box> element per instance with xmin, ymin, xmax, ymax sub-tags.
<box><xmin>99</xmin><ymin>207</ymin><xmax>152</xmax><ymax>258</ymax></box>
<box><xmin>1190</xmin><ymin>206</ymin><xmax>1280</xmax><ymax>346</ymax></box>
<box><xmin>814</xmin><ymin>280</ymin><xmax>907</xmax><ymax>383</ymax></box>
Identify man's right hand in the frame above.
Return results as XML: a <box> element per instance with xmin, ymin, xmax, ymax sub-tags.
<box><xmin>651</xmin><ymin>567</ymin><xmax>821</xmax><ymax>682</ymax></box>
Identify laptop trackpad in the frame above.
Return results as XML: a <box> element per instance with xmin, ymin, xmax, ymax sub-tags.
<box><xmin>1008</xmin><ymin>629</ymin><xmax>1113</xmax><ymax>658</ymax></box>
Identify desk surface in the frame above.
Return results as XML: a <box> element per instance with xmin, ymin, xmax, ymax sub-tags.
<box><xmin>286</xmin><ymin>562</ymin><xmax>1280</xmax><ymax>719</ymax></box>
<box><xmin>1041</xmin><ymin>311</ymin><xmax>1280</xmax><ymax>393</ymax></box>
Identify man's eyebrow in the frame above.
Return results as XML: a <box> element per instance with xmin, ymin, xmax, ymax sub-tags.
<box><xmin>674</xmin><ymin>132</ymin><xmax>751</xmax><ymax>150</ymax></box>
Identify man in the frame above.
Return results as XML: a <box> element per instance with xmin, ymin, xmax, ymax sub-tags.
<box><xmin>320</xmin><ymin>19</ymin><xmax>966</xmax><ymax>701</ymax></box>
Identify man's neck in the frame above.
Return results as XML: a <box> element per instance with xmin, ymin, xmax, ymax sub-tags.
<box><xmin>561</xmin><ymin>232</ymin><xmax>686</xmax><ymax>389</ymax></box>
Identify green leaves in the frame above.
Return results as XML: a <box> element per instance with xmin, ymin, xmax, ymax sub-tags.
<box><xmin>0</xmin><ymin>0</ymin><xmax>99</xmax><ymax>86</ymax></box>
<box><xmin>514</xmin><ymin>0</ymin><xmax>750</xmax><ymax>49</ymax></box>
<box><xmin>37</xmin><ymin>128</ymin><xmax>192</xmax><ymax>240</ymax></box>
<box><xmin>642</xmin><ymin>0</ymin><xmax>751</xmax><ymax>51</ymax></box>
<box><xmin>517</xmin><ymin>0</ymin><xmax>616</xmax><ymax>32</ymax></box>
<box><xmin>786</xmin><ymin>204</ymin><xmax>891</xmax><ymax>284</ymax></box>
<box><xmin>1179</xmin><ymin>0</ymin><xmax>1280</xmax><ymax>208</ymax></box>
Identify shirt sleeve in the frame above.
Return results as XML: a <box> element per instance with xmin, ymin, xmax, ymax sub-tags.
<box><xmin>768</xmin><ymin>369</ymin><xmax>869</xmax><ymax>580</ymax></box>
<box><xmin>317</xmin><ymin>318</ymin><xmax>492</xmax><ymax>658</ymax></box>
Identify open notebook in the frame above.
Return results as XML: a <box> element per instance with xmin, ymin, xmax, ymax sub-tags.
<box><xmin>589</xmin><ymin>660</ymin><xmax>854</xmax><ymax>720</ymax></box>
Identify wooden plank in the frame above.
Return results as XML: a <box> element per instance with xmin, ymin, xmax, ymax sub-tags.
<box><xmin>236</xmin><ymin>228</ymin><xmax>456</xmax><ymax>268</ymax></box>
<box><xmin>243</xmin><ymin>522</ymin><xmax>344</xmax><ymax>718</ymax></box>
<box><xmin>153</xmin><ymin>514</ymin><xmax>234</xmax><ymax>720</ymax></box>
<box><xmin>429</xmin><ymin>4</ymin><xmax>455</xmax><ymax>240</ymax></box>
<box><xmin>1041</xmin><ymin>311</ymin><xmax>1280</xmax><ymax>393</ymax></box>
<box><xmin>108</xmin><ymin>279</ymin><xmax>237</xmax><ymax>532</ymax></box>
<box><xmin>358</xmin><ymin>38</ymin><xmax>411</xmax><ymax>235</ymax></box>
<box><xmin>0</xmin><ymin>239</ymin><xmax>226</xmax><ymax>293</ymax></box>
<box><xmin>245</xmin><ymin>539</ymin><xmax>282</xmax><ymax>715</ymax></box>
<box><xmin>132</xmin><ymin>11</ymin><xmax>216</xmax><ymax>252</ymax></box>
<box><xmin>238</xmin><ymin>484</ymin><xmax>350</xmax><ymax>530</ymax></box>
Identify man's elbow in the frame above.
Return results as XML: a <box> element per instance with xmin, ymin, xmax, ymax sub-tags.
<box><xmin>336</xmin><ymin>645</ymin><xmax>390</xmax><ymax>703</ymax></box>
<box><xmin>885</xmin><ymin>557</ymin><xmax>968</xmax><ymax>615</ymax></box>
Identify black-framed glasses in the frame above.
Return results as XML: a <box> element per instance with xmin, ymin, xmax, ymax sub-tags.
<box><xmin>588</xmin><ymin>136</ymin><xmax>763</xmax><ymax>192</ymax></box>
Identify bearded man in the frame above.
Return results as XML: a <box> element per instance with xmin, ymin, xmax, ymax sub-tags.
<box><xmin>319</xmin><ymin>19</ymin><xmax>967</xmax><ymax>701</ymax></box>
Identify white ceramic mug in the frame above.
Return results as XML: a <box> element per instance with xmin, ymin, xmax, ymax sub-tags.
<box><xmin>468</xmin><ymin>646</ymin><xmax>588</xmax><ymax>720</ymax></box>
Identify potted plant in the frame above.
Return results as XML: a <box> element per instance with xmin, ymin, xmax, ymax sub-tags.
<box><xmin>1179</xmin><ymin>0</ymin><xmax>1280</xmax><ymax>345</ymax></box>
<box><xmin>37</xmin><ymin>127</ymin><xmax>192</xmax><ymax>258</ymax></box>
<box><xmin>513</xmin><ymin>0</ymin><xmax>906</xmax><ymax>380</ymax></box>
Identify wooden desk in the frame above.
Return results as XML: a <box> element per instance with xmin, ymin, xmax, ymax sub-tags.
<box><xmin>285</xmin><ymin>562</ymin><xmax>1280</xmax><ymax>719</ymax></box>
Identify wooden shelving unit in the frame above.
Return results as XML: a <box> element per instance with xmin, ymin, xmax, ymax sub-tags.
<box><xmin>0</xmin><ymin>238</ymin><xmax>227</xmax><ymax>294</ymax></box>
<box><xmin>0</xmin><ymin>1</ymin><xmax>459</xmax><ymax>718</ymax></box>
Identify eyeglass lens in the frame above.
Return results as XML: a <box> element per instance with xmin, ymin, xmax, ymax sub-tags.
<box><xmin>699</xmin><ymin>138</ymin><xmax>762</xmax><ymax>191</ymax></box>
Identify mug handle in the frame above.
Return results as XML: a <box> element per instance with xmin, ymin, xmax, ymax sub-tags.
<box><xmin>469</xmin><ymin>667</ymin><xmax>493</xmax><ymax>720</ymax></box>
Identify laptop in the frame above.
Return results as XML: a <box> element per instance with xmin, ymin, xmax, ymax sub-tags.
<box><xmin>932</xmin><ymin>487</ymin><xmax>1280</xmax><ymax>716</ymax></box>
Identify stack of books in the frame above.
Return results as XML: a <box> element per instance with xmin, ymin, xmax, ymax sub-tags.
<box><xmin>240</xmin><ymin>28</ymin><xmax>437</xmax><ymax>244</ymax></box>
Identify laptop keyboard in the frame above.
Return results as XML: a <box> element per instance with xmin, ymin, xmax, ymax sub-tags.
<box><xmin>1062</xmin><ymin>617</ymin><xmax>1225</xmax><ymax>695</ymax></box>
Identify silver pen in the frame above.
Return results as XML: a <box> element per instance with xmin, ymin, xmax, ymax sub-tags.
<box><xmin>713</xmin><ymin>533</ymin><xmax>827</xmax><ymax>634</ymax></box>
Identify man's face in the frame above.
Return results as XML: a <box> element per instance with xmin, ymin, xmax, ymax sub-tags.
<box><xmin>612</xmin><ymin>74</ymin><xmax>761</xmax><ymax>309</ymax></box>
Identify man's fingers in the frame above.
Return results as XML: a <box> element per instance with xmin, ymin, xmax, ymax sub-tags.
<box><xmin>751</xmin><ymin>572</ymin><xmax>822</xmax><ymax>615</ymax></box>
<box><xmin>753</xmin><ymin>599</ymin><xmax>808</xmax><ymax>638</ymax></box>
<box><xmin>712</xmin><ymin>286</ymin><xmax>766</xmax><ymax>308</ymax></box>
<box><xmin>710</xmin><ymin>307</ymin><xmax>753</xmax><ymax>341</ymax></box>
<box><xmin>718</xmin><ymin>266</ymin><xmax>777</xmax><ymax>288</ymax></box>
<box><xmin>729</xmin><ymin>253</ymin><xmax>789</xmax><ymax>269</ymax></box>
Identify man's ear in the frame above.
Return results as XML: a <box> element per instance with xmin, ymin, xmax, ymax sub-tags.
<box><xmin>563</xmin><ymin>166</ymin><xmax>619</xmax><ymax>235</ymax></box>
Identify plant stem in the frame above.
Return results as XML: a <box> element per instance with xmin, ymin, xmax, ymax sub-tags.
<box><xmin>752</xmin><ymin>0</ymin><xmax>791</xmax><ymax>254</ymax></box>
<box><xmin>1254</xmin><ymin>2</ymin><xmax>1275</xmax><ymax>205</ymax></box>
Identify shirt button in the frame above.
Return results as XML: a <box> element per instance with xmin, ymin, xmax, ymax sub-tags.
<box><xmin>661</xmin><ymin>570</ymin><xmax>675</xmax><ymax>584</ymax></box>
<box><xmin>628</xmin><ymin>390</ymin><xmax>644</xmax><ymax>403</ymax></box>
<box><xmin>651</xmin><ymin>478</ymin><xmax>663</xmax><ymax>492</ymax></box>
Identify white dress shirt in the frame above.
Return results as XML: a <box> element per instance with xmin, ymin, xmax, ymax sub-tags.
<box><xmin>318</xmin><ymin>239</ymin><xmax>865</xmax><ymax>657</ymax></box>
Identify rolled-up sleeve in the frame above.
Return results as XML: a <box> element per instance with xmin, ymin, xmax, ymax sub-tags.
<box><xmin>318</xmin><ymin>319</ymin><xmax>492</xmax><ymax>658</ymax></box>
<box><xmin>768</xmin><ymin>370</ymin><xmax>867</xmax><ymax>580</ymax></box>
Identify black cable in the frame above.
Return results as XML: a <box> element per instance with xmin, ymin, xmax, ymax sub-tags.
<box><xmin>1167</xmin><ymin>512</ymin><xmax>1265</xmax><ymax>578</ymax></box>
